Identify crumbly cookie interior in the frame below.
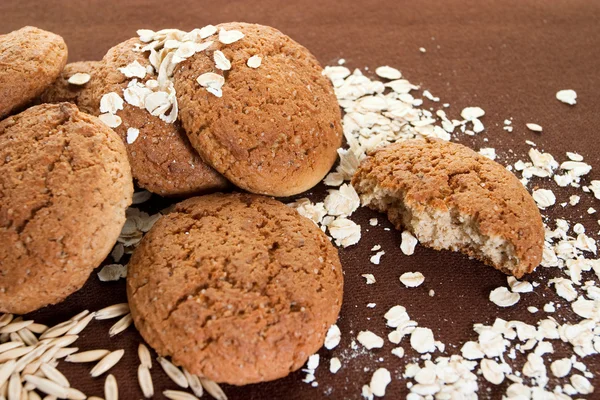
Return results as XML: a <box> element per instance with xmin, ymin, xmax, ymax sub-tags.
<box><xmin>357</xmin><ymin>180</ymin><xmax>520</xmax><ymax>276</ymax></box>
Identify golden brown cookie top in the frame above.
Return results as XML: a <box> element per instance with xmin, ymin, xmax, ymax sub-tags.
<box><xmin>0</xmin><ymin>26</ymin><xmax>68</xmax><ymax>119</ymax></box>
<box><xmin>0</xmin><ymin>103</ymin><xmax>133</xmax><ymax>314</ymax></box>
<box><xmin>173</xmin><ymin>22</ymin><xmax>342</xmax><ymax>197</ymax></box>
<box><xmin>352</xmin><ymin>138</ymin><xmax>544</xmax><ymax>276</ymax></box>
<box><xmin>127</xmin><ymin>193</ymin><xmax>343</xmax><ymax>385</ymax></box>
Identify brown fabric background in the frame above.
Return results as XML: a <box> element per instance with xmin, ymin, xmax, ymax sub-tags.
<box><xmin>2</xmin><ymin>0</ymin><xmax>599</xmax><ymax>398</ymax></box>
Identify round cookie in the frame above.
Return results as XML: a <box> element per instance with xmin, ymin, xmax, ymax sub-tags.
<box><xmin>0</xmin><ymin>26</ymin><xmax>68</xmax><ymax>119</ymax></box>
<box><xmin>173</xmin><ymin>22</ymin><xmax>342</xmax><ymax>197</ymax></box>
<box><xmin>41</xmin><ymin>39</ymin><xmax>229</xmax><ymax>197</ymax></box>
<box><xmin>39</xmin><ymin>61</ymin><xmax>102</xmax><ymax>115</ymax></box>
<box><xmin>0</xmin><ymin>103</ymin><xmax>133</xmax><ymax>314</ymax></box>
<box><xmin>127</xmin><ymin>193</ymin><xmax>343</xmax><ymax>385</ymax></box>
<box><xmin>352</xmin><ymin>138</ymin><xmax>544</xmax><ymax>277</ymax></box>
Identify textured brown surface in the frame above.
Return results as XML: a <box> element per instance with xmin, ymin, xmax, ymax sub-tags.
<box><xmin>42</xmin><ymin>39</ymin><xmax>229</xmax><ymax>197</ymax></box>
<box><xmin>174</xmin><ymin>22</ymin><xmax>342</xmax><ymax>197</ymax></box>
<box><xmin>127</xmin><ymin>193</ymin><xmax>343</xmax><ymax>385</ymax></box>
<box><xmin>0</xmin><ymin>103</ymin><xmax>132</xmax><ymax>314</ymax></box>
<box><xmin>1</xmin><ymin>0</ymin><xmax>599</xmax><ymax>398</ymax></box>
<box><xmin>0</xmin><ymin>26</ymin><xmax>68</xmax><ymax>118</ymax></box>
<box><xmin>39</xmin><ymin>61</ymin><xmax>102</xmax><ymax>115</ymax></box>
<box><xmin>352</xmin><ymin>138</ymin><xmax>544</xmax><ymax>277</ymax></box>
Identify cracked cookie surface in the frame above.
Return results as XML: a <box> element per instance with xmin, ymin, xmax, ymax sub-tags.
<box><xmin>173</xmin><ymin>22</ymin><xmax>342</xmax><ymax>197</ymax></box>
<box><xmin>0</xmin><ymin>26</ymin><xmax>68</xmax><ymax>119</ymax></box>
<box><xmin>126</xmin><ymin>192</ymin><xmax>343</xmax><ymax>385</ymax></box>
<box><xmin>352</xmin><ymin>138</ymin><xmax>544</xmax><ymax>277</ymax></box>
<box><xmin>41</xmin><ymin>40</ymin><xmax>229</xmax><ymax>197</ymax></box>
<box><xmin>0</xmin><ymin>103</ymin><xmax>133</xmax><ymax>314</ymax></box>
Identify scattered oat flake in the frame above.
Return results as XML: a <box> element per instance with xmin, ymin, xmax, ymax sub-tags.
<box><xmin>400</xmin><ymin>230</ymin><xmax>418</xmax><ymax>255</ymax></box>
<box><xmin>507</xmin><ymin>276</ymin><xmax>533</xmax><ymax>293</ymax></box>
<box><xmin>218</xmin><ymin>28</ymin><xmax>244</xmax><ymax>44</ymax></box>
<box><xmin>461</xmin><ymin>107</ymin><xmax>485</xmax><ymax>120</ymax></box>
<box><xmin>369</xmin><ymin>218</ymin><xmax>378</xmax><ymax>226</ymax></box>
<box><xmin>362</xmin><ymin>274</ymin><xmax>376</xmax><ymax>284</ymax></box>
<box><xmin>526</xmin><ymin>123</ymin><xmax>543</xmax><ymax>132</ymax></box>
<box><xmin>419</xmin><ymin>47</ymin><xmax>426</xmax><ymax>53</ymax></box>
<box><xmin>399</xmin><ymin>272</ymin><xmax>425</xmax><ymax>288</ymax></box>
<box><xmin>328</xmin><ymin>217</ymin><xmax>361</xmax><ymax>247</ymax></box>
<box><xmin>329</xmin><ymin>357</ymin><xmax>341</xmax><ymax>374</ymax></box>
<box><xmin>126</xmin><ymin>128</ymin><xmax>140</xmax><ymax>144</ymax></box>
<box><xmin>97</xmin><ymin>264</ymin><xmax>127</xmax><ymax>282</ymax></box>
<box><xmin>119</xmin><ymin>60</ymin><xmax>147</xmax><ymax>79</ymax></box>
<box><xmin>357</xmin><ymin>331</ymin><xmax>384</xmax><ymax>349</ymax></box>
<box><xmin>199</xmin><ymin>24</ymin><xmax>217</xmax><ymax>39</ymax></box>
<box><xmin>324</xmin><ymin>324</ymin><xmax>341</xmax><ymax>350</ymax></box>
<box><xmin>391</xmin><ymin>347</ymin><xmax>404</xmax><ymax>358</ymax></box>
<box><xmin>480</xmin><ymin>358</ymin><xmax>505</xmax><ymax>385</ymax></box>
<box><xmin>247</xmin><ymin>55</ymin><xmax>262</xmax><ymax>68</ymax></box>
<box><xmin>369</xmin><ymin>368</ymin><xmax>391</xmax><ymax>397</ymax></box>
<box><xmin>370</xmin><ymin>251</ymin><xmax>385</xmax><ymax>265</ymax></box>
<box><xmin>98</xmin><ymin>113</ymin><xmax>122</xmax><ymax>128</ymax></box>
<box><xmin>532</xmin><ymin>189</ymin><xmax>556</xmax><ymax>209</ymax></box>
<box><xmin>556</xmin><ymin>89</ymin><xmax>577</xmax><ymax>105</ymax></box>
<box><xmin>213</xmin><ymin>50</ymin><xmax>231</xmax><ymax>71</ymax></box>
<box><xmin>479</xmin><ymin>147</ymin><xmax>496</xmax><ymax>160</ymax></box>
<box><xmin>550</xmin><ymin>358</ymin><xmax>572</xmax><ymax>378</ymax></box>
<box><xmin>68</xmin><ymin>73</ymin><xmax>91</xmax><ymax>85</ymax></box>
<box><xmin>489</xmin><ymin>287</ymin><xmax>520</xmax><ymax>307</ymax></box>
<box><xmin>196</xmin><ymin>72</ymin><xmax>225</xmax><ymax>97</ymax></box>
<box><xmin>324</xmin><ymin>184</ymin><xmax>360</xmax><ymax>217</ymax></box>
<box><xmin>100</xmin><ymin>92</ymin><xmax>124</xmax><ymax>114</ymax></box>
<box><xmin>410</xmin><ymin>327</ymin><xmax>436</xmax><ymax>353</ymax></box>
<box><xmin>375</xmin><ymin>66</ymin><xmax>401</xmax><ymax>80</ymax></box>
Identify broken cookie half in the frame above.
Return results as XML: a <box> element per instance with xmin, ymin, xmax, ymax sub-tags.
<box><xmin>352</xmin><ymin>138</ymin><xmax>544</xmax><ymax>278</ymax></box>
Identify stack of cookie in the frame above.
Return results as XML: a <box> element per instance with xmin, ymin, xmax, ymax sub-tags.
<box><xmin>0</xmin><ymin>23</ymin><xmax>345</xmax><ymax>384</ymax></box>
<box><xmin>0</xmin><ymin>22</ymin><xmax>545</xmax><ymax>389</ymax></box>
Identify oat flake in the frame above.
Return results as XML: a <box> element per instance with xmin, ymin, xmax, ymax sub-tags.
<box><xmin>247</xmin><ymin>55</ymin><xmax>262</xmax><ymax>68</ymax></box>
<box><xmin>126</xmin><ymin>128</ymin><xmax>140</xmax><ymax>144</ymax></box>
<box><xmin>67</xmin><ymin>73</ymin><xmax>91</xmax><ymax>85</ymax></box>
<box><xmin>399</xmin><ymin>272</ymin><xmax>425</xmax><ymax>288</ymax></box>
<box><xmin>489</xmin><ymin>287</ymin><xmax>520</xmax><ymax>307</ymax></box>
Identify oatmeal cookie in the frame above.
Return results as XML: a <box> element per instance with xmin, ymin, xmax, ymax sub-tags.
<box><xmin>0</xmin><ymin>103</ymin><xmax>133</xmax><ymax>314</ymax></box>
<box><xmin>352</xmin><ymin>138</ymin><xmax>544</xmax><ymax>277</ymax></box>
<box><xmin>0</xmin><ymin>26</ymin><xmax>68</xmax><ymax>119</ymax></box>
<box><xmin>127</xmin><ymin>193</ymin><xmax>343</xmax><ymax>384</ymax></box>
<box><xmin>173</xmin><ymin>22</ymin><xmax>342</xmax><ymax>197</ymax></box>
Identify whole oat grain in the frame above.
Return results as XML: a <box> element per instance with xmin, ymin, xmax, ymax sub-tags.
<box><xmin>352</xmin><ymin>138</ymin><xmax>544</xmax><ymax>277</ymax></box>
<box><xmin>127</xmin><ymin>193</ymin><xmax>343</xmax><ymax>385</ymax></box>
<box><xmin>0</xmin><ymin>103</ymin><xmax>133</xmax><ymax>314</ymax></box>
<box><xmin>0</xmin><ymin>26</ymin><xmax>68</xmax><ymax>119</ymax></box>
<box><xmin>173</xmin><ymin>23</ymin><xmax>342</xmax><ymax>196</ymax></box>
